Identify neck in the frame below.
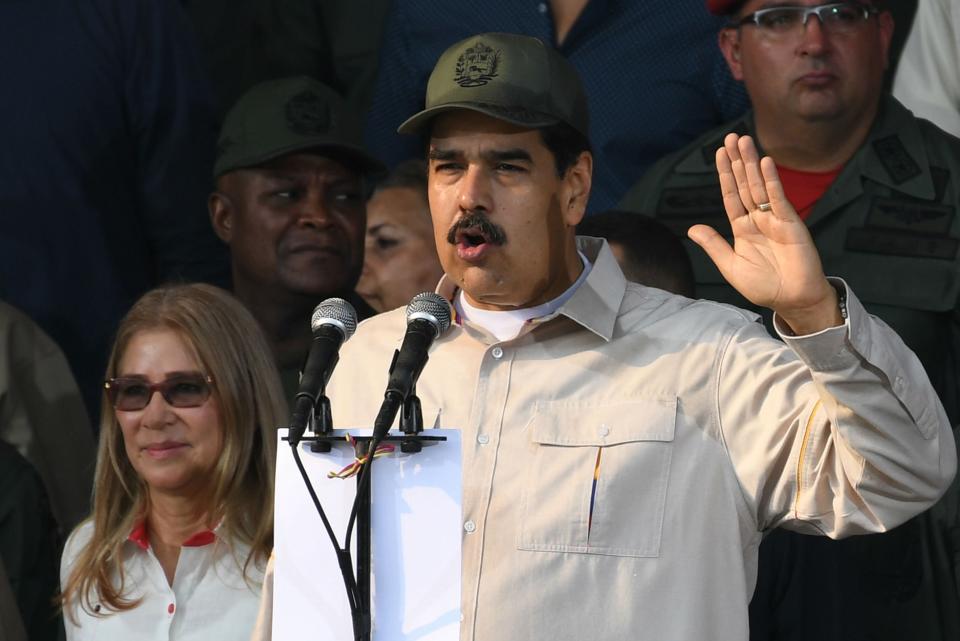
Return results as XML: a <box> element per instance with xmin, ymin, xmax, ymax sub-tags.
<box><xmin>232</xmin><ymin>277</ymin><xmax>317</xmax><ymax>370</ymax></box>
<box><xmin>146</xmin><ymin>491</ymin><xmax>212</xmax><ymax>548</ymax></box>
<box><xmin>754</xmin><ymin>105</ymin><xmax>878</xmax><ymax>171</ymax></box>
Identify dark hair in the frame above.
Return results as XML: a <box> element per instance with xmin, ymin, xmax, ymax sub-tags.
<box><xmin>373</xmin><ymin>159</ymin><xmax>428</xmax><ymax>196</ymax></box>
<box><xmin>577</xmin><ymin>210</ymin><xmax>696</xmax><ymax>298</ymax></box>
<box><xmin>538</xmin><ymin>121</ymin><xmax>592</xmax><ymax>177</ymax></box>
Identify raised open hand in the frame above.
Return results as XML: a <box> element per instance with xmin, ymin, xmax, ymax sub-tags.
<box><xmin>687</xmin><ymin>133</ymin><xmax>842</xmax><ymax>334</ymax></box>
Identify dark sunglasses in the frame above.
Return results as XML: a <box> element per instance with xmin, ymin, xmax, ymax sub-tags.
<box><xmin>105</xmin><ymin>373</ymin><xmax>214</xmax><ymax>411</ymax></box>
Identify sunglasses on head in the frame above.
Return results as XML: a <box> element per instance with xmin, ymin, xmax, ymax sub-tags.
<box><xmin>105</xmin><ymin>372</ymin><xmax>214</xmax><ymax>411</ymax></box>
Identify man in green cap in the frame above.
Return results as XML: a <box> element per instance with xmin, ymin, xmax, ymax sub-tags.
<box><xmin>253</xmin><ymin>33</ymin><xmax>954</xmax><ymax>641</ymax></box>
<box><xmin>209</xmin><ymin>76</ymin><xmax>384</xmax><ymax>399</ymax></box>
<box><xmin>621</xmin><ymin>3</ymin><xmax>960</xmax><ymax>639</ymax></box>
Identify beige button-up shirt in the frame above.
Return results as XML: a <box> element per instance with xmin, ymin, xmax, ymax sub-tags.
<box><xmin>259</xmin><ymin>237</ymin><xmax>956</xmax><ymax>641</ymax></box>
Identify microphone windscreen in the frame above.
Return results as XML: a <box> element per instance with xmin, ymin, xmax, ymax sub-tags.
<box><xmin>311</xmin><ymin>298</ymin><xmax>359</xmax><ymax>339</ymax></box>
<box><xmin>406</xmin><ymin>292</ymin><xmax>452</xmax><ymax>336</ymax></box>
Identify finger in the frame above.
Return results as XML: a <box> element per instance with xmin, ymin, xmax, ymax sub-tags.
<box><xmin>716</xmin><ymin>146</ymin><xmax>748</xmax><ymax>224</ymax></box>
<box><xmin>759</xmin><ymin>156</ymin><xmax>800</xmax><ymax>222</ymax></box>
<box><xmin>688</xmin><ymin>224</ymin><xmax>737</xmax><ymax>279</ymax></box>
<box><xmin>738</xmin><ymin>136</ymin><xmax>770</xmax><ymax>212</ymax></box>
<box><xmin>724</xmin><ymin>133</ymin><xmax>756</xmax><ymax>213</ymax></box>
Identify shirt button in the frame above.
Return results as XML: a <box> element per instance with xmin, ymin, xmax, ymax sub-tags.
<box><xmin>464</xmin><ymin>520</ymin><xmax>477</xmax><ymax>533</ymax></box>
<box><xmin>491</xmin><ymin>346</ymin><xmax>504</xmax><ymax>359</ymax></box>
<box><xmin>477</xmin><ymin>434</ymin><xmax>489</xmax><ymax>445</ymax></box>
<box><xmin>167</xmin><ymin>603</ymin><xmax>175</xmax><ymax>615</ymax></box>
<box><xmin>538</xmin><ymin>2</ymin><xmax>548</xmax><ymax>13</ymax></box>
<box><xmin>599</xmin><ymin>424</ymin><xmax>611</xmax><ymax>437</ymax></box>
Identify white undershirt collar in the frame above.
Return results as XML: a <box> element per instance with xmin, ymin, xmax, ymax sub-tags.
<box><xmin>455</xmin><ymin>252</ymin><xmax>592</xmax><ymax>342</ymax></box>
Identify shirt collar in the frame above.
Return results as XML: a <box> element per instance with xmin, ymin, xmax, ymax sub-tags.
<box><xmin>434</xmin><ymin>236</ymin><xmax>625</xmax><ymax>342</ymax></box>
<box><xmin>127</xmin><ymin>519</ymin><xmax>218</xmax><ymax>550</ymax></box>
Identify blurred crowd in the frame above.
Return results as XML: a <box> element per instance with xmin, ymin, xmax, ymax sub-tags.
<box><xmin>1</xmin><ymin>1</ymin><xmax>959</xmax><ymax>640</ymax></box>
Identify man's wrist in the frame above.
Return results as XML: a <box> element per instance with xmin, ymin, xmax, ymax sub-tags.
<box><xmin>777</xmin><ymin>283</ymin><xmax>845</xmax><ymax>336</ymax></box>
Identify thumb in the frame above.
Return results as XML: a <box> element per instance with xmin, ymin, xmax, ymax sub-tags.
<box><xmin>688</xmin><ymin>224</ymin><xmax>736</xmax><ymax>276</ymax></box>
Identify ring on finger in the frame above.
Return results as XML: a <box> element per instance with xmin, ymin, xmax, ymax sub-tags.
<box><xmin>757</xmin><ymin>202</ymin><xmax>773</xmax><ymax>212</ymax></box>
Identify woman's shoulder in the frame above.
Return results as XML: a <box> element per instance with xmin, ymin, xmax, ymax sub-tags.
<box><xmin>62</xmin><ymin>520</ymin><xmax>95</xmax><ymax>569</ymax></box>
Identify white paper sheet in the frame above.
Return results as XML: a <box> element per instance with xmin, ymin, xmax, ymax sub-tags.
<box><xmin>273</xmin><ymin>429</ymin><xmax>461</xmax><ymax>641</ymax></box>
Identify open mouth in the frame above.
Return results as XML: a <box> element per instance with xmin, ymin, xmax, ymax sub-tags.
<box><xmin>447</xmin><ymin>214</ymin><xmax>506</xmax><ymax>262</ymax></box>
<box><xmin>454</xmin><ymin>227</ymin><xmax>495</xmax><ymax>261</ymax></box>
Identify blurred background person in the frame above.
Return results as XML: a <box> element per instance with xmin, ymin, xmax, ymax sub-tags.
<box><xmin>356</xmin><ymin>160</ymin><xmax>445</xmax><ymax>312</ymax></box>
<box><xmin>0</xmin><ymin>442</ymin><xmax>60</xmax><ymax>641</ymax></box>
<box><xmin>0</xmin><ymin>0</ymin><xmax>229</xmax><ymax>426</ymax></box>
<box><xmin>182</xmin><ymin>0</ymin><xmax>390</xmax><ymax>122</ymax></box>
<box><xmin>893</xmin><ymin>0</ymin><xmax>960</xmax><ymax>137</ymax></box>
<box><xmin>576</xmin><ymin>210</ymin><xmax>695</xmax><ymax>298</ymax></box>
<box><xmin>60</xmin><ymin>284</ymin><xmax>286</xmax><ymax>641</ymax></box>
<box><xmin>209</xmin><ymin>77</ymin><xmax>385</xmax><ymax>400</ymax></box>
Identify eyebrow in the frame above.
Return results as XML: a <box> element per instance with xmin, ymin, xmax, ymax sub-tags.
<box><xmin>427</xmin><ymin>148</ymin><xmax>534</xmax><ymax>164</ymax></box>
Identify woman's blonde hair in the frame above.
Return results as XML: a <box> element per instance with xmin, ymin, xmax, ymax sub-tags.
<box><xmin>61</xmin><ymin>283</ymin><xmax>287</xmax><ymax>617</ymax></box>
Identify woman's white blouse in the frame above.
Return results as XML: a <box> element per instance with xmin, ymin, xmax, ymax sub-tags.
<box><xmin>61</xmin><ymin>521</ymin><xmax>264</xmax><ymax>641</ymax></box>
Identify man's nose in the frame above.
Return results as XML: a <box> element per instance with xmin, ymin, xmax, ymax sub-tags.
<box><xmin>797</xmin><ymin>12</ymin><xmax>831</xmax><ymax>56</ymax></box>
<box><xmin>296</xmin><ymin>189</ymin><xmax>335</xmax><ymax>228</ymax></box>
<box><xmin>457</xmin><ymin>165</ymin><xmax>492</xmax><ymax>212</ymax></box>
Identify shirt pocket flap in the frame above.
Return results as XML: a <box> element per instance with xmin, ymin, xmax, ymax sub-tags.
<box><xmin>528</xmin><ymin>397</ymin><xmax>677</xmax><ymax>447</ymax></box>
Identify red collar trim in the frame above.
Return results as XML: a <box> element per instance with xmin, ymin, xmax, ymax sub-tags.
<box><xmin>127</xmin><ymin>520</ymin><xmax>217</xmax><ymax>549</ymax></box>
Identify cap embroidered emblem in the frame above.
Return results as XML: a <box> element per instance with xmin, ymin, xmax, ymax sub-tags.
<box><xmin>215</xmin><ymin>136</ymin><xmax>235</xmax><ymax>160</ymax></box>
<box><xmin>285</xmin><ymin>90</ymin><xmax>332</xmax><ymax>136</ymax></box>
<box><xmin>454</xmin><ymin>42</ymin><xmax>501</xmax><ymax>87</ymax></box>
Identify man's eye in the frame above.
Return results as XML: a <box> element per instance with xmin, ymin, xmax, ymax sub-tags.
<box><xmin>434</xmin><ymin>162</ymin><xmax>463</xmax><ymax>173</ymax></box>
<box><xmin>496</xmin><ymin>163</ymin><xmax>524</xmax><ymax>173</ymax></box>
<box><xmin>758</xmin><ymin>9</ymin><xmax>798</xmax><ymax>30</ymax></box>
<box><xmin>332</xmin><ymin>191</ymin><xmax>363</xmax><ymax>203</ymax></box>
<box><xmin>271</xmin><ymin>189</ymin><xmax>301</xmax><ymax>200</ymax></box>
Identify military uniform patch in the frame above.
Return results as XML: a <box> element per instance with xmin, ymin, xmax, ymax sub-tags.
<box><xmin>865</xmin><ymin>198</ymin><xmax>955</xmax><ymax>235</ymax></box>
<box><xmin>873</xmin><ymin>135</ymin><xmax>922</xmax><ymax>185</ymax></box>
<box><xmin>454</xmin><ymin>42</ymin><xmax>501</xmax><ymax>88</ymax></box>
<box><xmin>846</xmin><ymin>228</ymin><xmax>959</xmax><ymax>260</ymax></box>
<box><xmin>285</xmin><ymin>90</ymin><xmax>332</xmax><ymax>136</ymax></box>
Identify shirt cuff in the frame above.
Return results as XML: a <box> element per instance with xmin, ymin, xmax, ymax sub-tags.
<box><xmin>773</xmin><ymin>277</ymin><xmax>857</xmax><ymax>372</ymax></box>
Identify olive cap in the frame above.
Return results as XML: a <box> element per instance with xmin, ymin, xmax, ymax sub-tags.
<box><xmin>397</xmin><ymin>33</ymin><xmax>589</xmax><ymax>139</ymax></box>
<box><xmin>214</xmin><ymin>76</ymin><xmax>384</xmax><ymax>178</ymax></box>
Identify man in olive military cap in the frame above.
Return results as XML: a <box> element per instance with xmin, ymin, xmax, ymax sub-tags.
<box><xmin>252</xmin><ymin>33</ymin><xmax>954</xmax><ymax>641</ymax></box>
<box><xmin>209</xmin><ymin>77</ymin><xmax>384</xmax><ymax>398</ymax></box>
<box><xmin>621</xmin><ymin>2</ymin><xmax>960</xmax><ymax>640</ymax></box>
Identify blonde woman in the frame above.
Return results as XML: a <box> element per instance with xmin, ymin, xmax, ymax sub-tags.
<box><xmin>60</xmin><ymin>284</ymin><xmax>287</xmax><ymax>640</ymax></box>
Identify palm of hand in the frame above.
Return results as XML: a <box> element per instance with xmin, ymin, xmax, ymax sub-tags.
<box><xmin>687</xmin><ymin>133</ymin><xmax>836</xmax><ymax>326</ymax></box>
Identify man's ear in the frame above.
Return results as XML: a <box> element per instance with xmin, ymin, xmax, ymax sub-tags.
<box><xmin>718</xmin><ymin>28</ymin><xmax>744</xmax><ymax>81</ymax></box>
<box><xmin>562</xmin><ymin>151</ymin><xmax>593</xmax><ymax>227</ymax></box>
<box><xmin>208</xmin><ymin>190</ymin><xmax>235</xmax><ymax>245</ymax></box>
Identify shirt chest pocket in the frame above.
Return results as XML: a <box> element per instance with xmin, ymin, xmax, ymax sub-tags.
<box><xmin>517</xmin><ymin>397</ymin><xmax>676</xmax><ymax>558</ymax></box>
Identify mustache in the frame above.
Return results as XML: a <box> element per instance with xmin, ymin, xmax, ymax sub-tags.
<box><xmin>446</xmin><ymin>212</ymin><xmax>508</xmax><ymax>246</ymax></box>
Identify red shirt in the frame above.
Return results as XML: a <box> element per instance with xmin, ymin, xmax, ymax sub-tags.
<box><xmin>776</xmin><ymin>164</ymin><xmax>844</xmax><ymax>220</ymax></box>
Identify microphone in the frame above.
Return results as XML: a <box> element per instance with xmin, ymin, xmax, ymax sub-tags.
<box><xmin>288</xmin><ymin>298</ymin><xmax>358</xmax><ymax>446</ymax></box>
<box><xmin>372</xmin><ymin>292</ymin><xmax>452</xmax><ymax>439</ymax></box>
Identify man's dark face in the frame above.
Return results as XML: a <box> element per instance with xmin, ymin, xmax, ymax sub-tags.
<box><xmin>211</xmin><ymin>153</ymin><xmax>366</xmax><ymax>301</ymax></box>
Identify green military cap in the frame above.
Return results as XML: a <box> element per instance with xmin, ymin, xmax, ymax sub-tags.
<box><xmin>397</xmin><ymin>32</ymin><xmax>589</xmax><ymax>139</ymax></box>
<box><xmin>214</xmin><ymin>76</ymin><xmax>385</xmax><ymax>178</ymax></box>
